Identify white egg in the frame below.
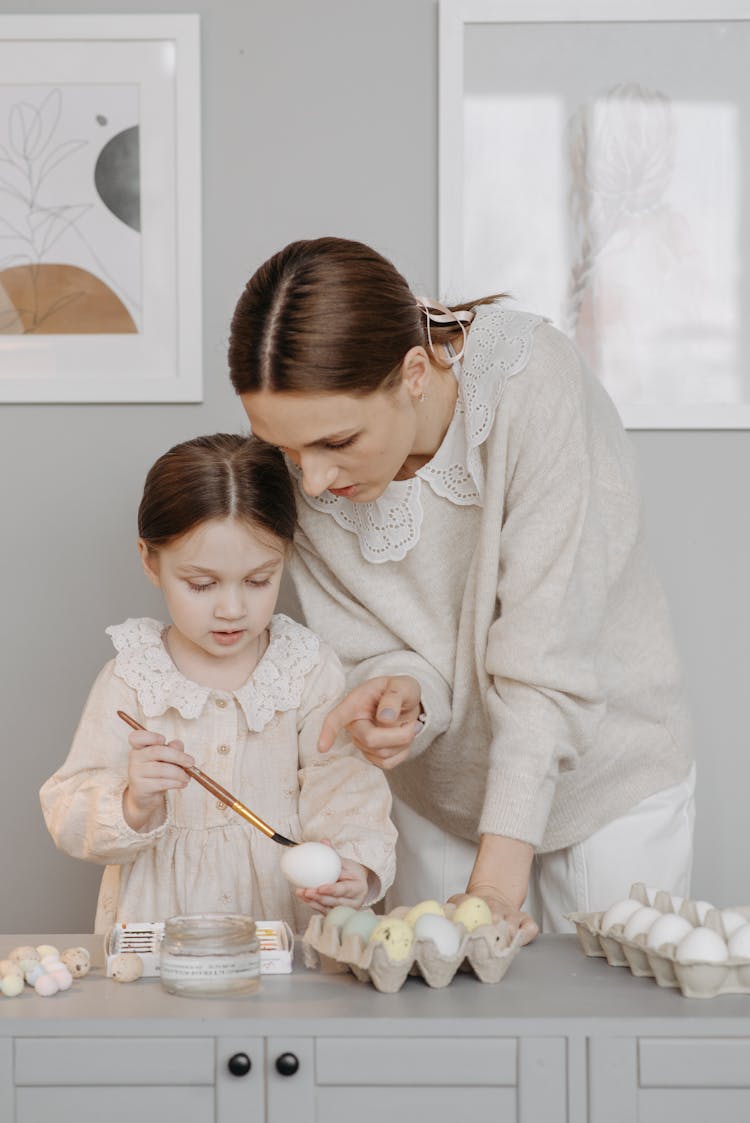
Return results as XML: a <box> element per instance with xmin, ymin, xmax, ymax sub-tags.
<box><xmin>727</xmin><ymin>924</ymin><xmax>750</xmax><ymax>959</ymax></box>
<box><xmin>280</xmin><ymin>841</ymin><xmax>342</xmax><ymax>889</ymax></box>
<box><xmin>645</xmin><ymin>913</ymin><xmax>693</xmax><ymax>950</ymax></box>
<box><xmin>675</xmin><ymin>926</ymin><xmax>729</xmax><ymax>964</ymax></box>
<box><xmin>694</xmin><ymin>900</ymin><xmax>714</xmax><ymax>924</ymax></box>
<box><xmin>622</xmin><ymin>906</ymin><xmax>662</xmax><ymax>942</ymax></box>
<box><xmin>600</xmin><ymin>898</ymin><xmax>642</xmax><ymax>933</ymax></box>
<box><xmin>720</xmin><ymin>910</ymin><xmax>748</xmax><ymax>939</ymax></box>
<box><xmin>413</xmin><ymin>914</ymin><xmax>462</xmax><ymax>957</ymax></box>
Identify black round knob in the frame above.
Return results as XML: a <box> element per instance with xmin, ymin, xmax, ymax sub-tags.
<box><xmin>227</xmin><ymin>1052</ymin><xmax>252</xmax><ymax>1077</ymax></box>
<box><xmin>275</xmin><ymin>1052</ymin><xmax>300</xmax><ymax>1076</ymax></box>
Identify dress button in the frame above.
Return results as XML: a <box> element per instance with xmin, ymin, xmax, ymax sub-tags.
<box><xmin>215</xmin><ymin>698</ymin><xmax>227</xmax><ymax>709</ymax></box>
<box><xmin>216</xmin><ymin>800</ymin><xmax>227</xmax><ymax>811</ymax></box>
<box><xmin>218</xmin><ymin>744</ymin><xmax>230</xmax><ymax>755</ymax></box>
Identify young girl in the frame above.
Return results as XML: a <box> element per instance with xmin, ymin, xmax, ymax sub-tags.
<box><xmin>40</xmin><ymin>433</ymin><xmax>397</xmax><ymax>934</ymax></box>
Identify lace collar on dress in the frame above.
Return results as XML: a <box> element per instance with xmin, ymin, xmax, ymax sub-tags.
<box><xmin>106</xmin><ymin>613</ymin><xmax>320</xmax><ymax>731</ymax></box>
<box><xmin>293</xmin><ymin>304</ymin><xmax>543</xmax><ymax>564</ymax></box>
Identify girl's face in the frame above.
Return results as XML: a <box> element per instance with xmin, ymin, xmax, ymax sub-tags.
<box><xmin>241</xmin><ymin>381</ymin><xmax>419</xmax><ymax>504</ymax></box>
<box><xmin>139</xmin><ymin>517</ymin><xmax>285</xmax><ymax>671</ymax></box>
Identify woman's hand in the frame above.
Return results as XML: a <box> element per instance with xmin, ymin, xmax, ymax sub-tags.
<box><xmin>123</xmin><ymin>729</ymin><xmax>195</xmax><ymax>832</ymax></box>
<box><xmin>296</xmin><ymin>855</ymin><xmax>371</xmax><ymax>913</ymax></box>
<box><xmin>318</xmin><ymin>675</ymin><xmax>422</xmax><ymax>770</ymax></box>
<box><xmin>448</xmin><ymin>886</ymin><xmax>539</xmax><ymax>945</ymax></box>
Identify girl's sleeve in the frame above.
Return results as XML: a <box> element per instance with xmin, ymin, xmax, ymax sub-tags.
<box><xmin>294</xmin><ymin>645</ymin><xmax>398</xmax><ymax>904</ymax></box>
<box><xmin>39</xmin><ymin>661</ymin><xmax>171</xmax><ymax>864</ymax></box>
<box><xmin>480</xmin><ymin>345</ymin><xmax>632</xmax><ymax>847</ymax></box>
<box><xmin>290</xmin><ymin>533</ymin><xmax>452</xmax><ymax>757</ymax></box>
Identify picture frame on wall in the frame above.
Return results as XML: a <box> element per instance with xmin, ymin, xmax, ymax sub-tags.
<box><xmin>0</xmin><ymin>14</ymin><xmax>202</xmax><ymax>403</ymax></box>
<box><xmin>439</xmin><ymin>0</ymin><xmax>750</xmax><ymax>428</ymax></box>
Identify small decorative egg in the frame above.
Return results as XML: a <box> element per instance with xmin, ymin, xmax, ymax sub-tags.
<box><xmin>404</xmin><ymin>900</ymin><xmax>445</xmax><ymax>927</ymax></box>
<box><xmin>451</xmin><ymin>897</ymin><xmax>493</xmax><ymax>932</ymax></box>
<box><xmin>61</xmin><ymin>947</ymin><xmax>91</xmax><ymax>978</ymax></box>
<box><xmin>323</xmin><ymin>905</ymin><xmax>357</xmax><ymax>930</ymax></box>
<box><xmin>16</xmin><ymin>957</ymin><xmax>41</xmax><ymax>975</ymax></box>
<box><xmin>413</xmin><ymin>913</ymin><xmax>462</xmax><ymax>957</ymax></box>
<box><xmin>50</xmin><ymin>967</ymin><xmax>73</xmax><ymax>990</ymax></box>
<box><xmin>0</xmin><ymin>959</ymin><xmax>23</xmax><ymax>980</ymax></box>
<box><xmin>645</xmin><ymin>913</ymin><xmax>693</xmax><ymax>950</ymax></box>
<box><xmin>694</xmin><ymin>900</ymin><xmax>714</xmax><ymax>924</ymax></box>
<box><xmin>675</xmin><ymin>926</ymin><xmax>729</xmax><ymax>964</ymax></box>
<box><xmin>24</xmin><ymin>965</ymin><xmax>45</xmax><ymax>986</ymax></box>
<box><xmin>36</xmin><ymin>944</ymin><xmax>59</xmax><ymax>960</ymax></box>
<box><xmin>600</xmin><ymin>899</ymin><xmax>642</xmax><ymax>933</ymax></box>
<box><xmin>341</xmin><ymin>909</ymin><xmax>379</xmax><ymax>942</ymax></box>
<box><xmin>727</xmin><ymin>924</ymin><xmax>750</xmax><ymax>959</ymax></box>
<box><xmin>1</xmin><ymin>973</ymin><xmax>24</xmax><ymax>997</ymax></box>
<box><xmin>41</xmin><ymin>956</ymin><xmax>64</xmax><ymax>970</ymax></box>
<box><xmin>622</xmin><ymin>906</ymin><xmax>662</xmax><ymax>942</ymax></box>
<box><xmin>368</xmin><ymin>919</ymin><xmax>414</xmax><ymax>962</ymax></box>
<box><xmin>34</xmin><ymin>973</ymin><xmax>60</xmax><ymax>997</ymax></box>
<box><xmin>280</xmin><ymin>842</ymin><xmax>342</xmax><ymax>889</ymax></box>
<box><xmin>110</xmin><ymin>953</ymin><xmax>144</xmax><ymax>983</ymax></box>
<box><xmin>720</xmin><ymin>910</ymin><xmax>747</xmax><ymax>939</ymax></box>
<box><xmin>9</xmin><ymin>946</ymin><xmax>38</xmax><ymax>965</ymax></box>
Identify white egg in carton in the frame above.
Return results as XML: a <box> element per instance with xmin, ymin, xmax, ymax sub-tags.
<box><xmin>568</xmin><ymin>882</ymin><xmax>750</xmax><ymax>998</ymax></box>
<box><xmin>303</xmin><ymin>902</ymin><xmax>523</xmax><ymax>994</ymax></box>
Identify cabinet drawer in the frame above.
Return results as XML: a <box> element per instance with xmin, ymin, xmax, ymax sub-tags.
<box><xmin>316</xmin><ymin>1036</ymin><xmax>517</xmax><ymax>1085</ymax></box>
<box><xmin>15</xmin><ymin>1037</ymin><xmax>214</xmax><ymax>1085</ymax></box>
<box><xmin>639</xmin><ymin>1039</ymin><xmax>750</xmax><ymax>1087</ymax></box>
<box><xmin>16</xmin><ymin>1086</ymin><xmax>213</xmax><ymax>1123</ymax></box>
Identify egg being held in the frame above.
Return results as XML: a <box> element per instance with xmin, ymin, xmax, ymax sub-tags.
<box><xmin>280</xmin><ymin>842</ymin><xmax>342</xmax><ymax>889</ymax></box>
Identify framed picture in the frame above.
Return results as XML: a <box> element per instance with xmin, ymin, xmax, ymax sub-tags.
<box><xmin>439</xmin><ymin>1</ymin><xmax>750</xmax><ymax>428</ymax></box>
<box><xmin>0</xmin><ymin>15</ymin><xmax>202</xmax><ymax>403</ymax></box>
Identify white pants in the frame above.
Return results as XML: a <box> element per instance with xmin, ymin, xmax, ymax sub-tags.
<box><xmin>386</xmin><ymin>765</ymin><xmax>696</xmax><ymax>933</ymax></box>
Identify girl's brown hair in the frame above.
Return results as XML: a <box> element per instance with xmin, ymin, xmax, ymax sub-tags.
<box><xmin>138</xmin><ymin>433</ymin><xmax>295</xmax><ymax>550</ymax></box>
<box><xmin>228</xmin><ymin>236</ymin><xmax>502</xmax><ymax>397</ymax></box>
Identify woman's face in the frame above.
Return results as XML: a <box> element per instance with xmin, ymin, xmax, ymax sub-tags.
<box><xmin>241</xmin><ymin>383</ymin><xmax>419</xmax><ymax>503</ymax></box>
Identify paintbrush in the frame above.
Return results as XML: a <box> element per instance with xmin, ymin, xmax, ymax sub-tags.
<box><xmin>116</xmin><ymin>710</ymin><xmax>296</xmax><ymax>847</ymax></box>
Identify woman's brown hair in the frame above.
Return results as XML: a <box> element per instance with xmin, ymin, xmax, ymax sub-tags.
<box><xmin>138</xmin><ymin>433</ymin><xmax>295</xmax><ymax>550</ymax></box>
<box><xmin>228</xmin><ymin>236</ymin><xmax>502</xmax><ymax>397</ymax></box>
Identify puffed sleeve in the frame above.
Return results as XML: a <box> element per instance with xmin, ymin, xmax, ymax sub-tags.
<box><xmin>291</xmin><ymin>525</ymin><xmax>452</xmax><ymax>756</ymax></box>
<box><xmin>39</xmin><ymin>660</ymin><xmax>171</xmax><ymax>863</ymax></box>
<box><xmin>294</xmin><ymin>643</ymin><xmax>397</xmax><ymax>904</ymax></box>
<box><xmin>479</xmin><ymin>342</ymin><xmax>630</xmax><ymax>846</ymax></box>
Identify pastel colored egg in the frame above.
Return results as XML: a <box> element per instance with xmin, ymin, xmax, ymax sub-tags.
<box><xmin>34</xmin><ymin>974</ymin><xmax>60</xmax><ymax>997</ymax></box>
<box><xmin>41</xmin><ymin>956</ymin><xmax>64</xmax><ymax>970</ymax></box>
<box><xmin>451</xmin><ymin>897</ymin><xmax>493</xmax><ymax>932</ymax></box>
<box><xmin>645</xmin><ymin>913</ymin><xmax>693</xmax><ymax>950</ymax></box>
<box><xmin>9</xmin><ymin>946</ymin><xmax>38</xmax><ymax>965</ymax></box>
<box><xmin>600</xmin><ymin>899</ymin><xmax>642</xmax><ymax>933</ymax></box>
<box><xmin>50</xmin><ymin>967</ymin><xmax>73</xmax><ymax>990</ymax></box>
<box><xmin>341</xmin><ymin>909</ymin><xmax>380</xmax><ymax>942</ymax></box>
<box><xmin>24</xmin><ymin>965</ymin><xmax>44</xmax><ymax>986</ymax></box>
<box><xmin>61</xmin><ymin>947</ymin><xmax>91</xmax><ymax>978</ymax></box>
<box><xmin>0</xmin><ymin>960</ymin><xmax>23</xmax><ymax>979</ymax></box>
<box><xmin>110</xmin><ymin>954</ymin><xmax>144</xmax><ymax>983</ymax></box>
<box><xmin>280</xmin><ymin>842</ymin><xmax>342</xmax><ymax>889</ymax></box>
<box><xmin>323</xmin><ymin>905</ymin><xmax>357</xmax><ymax>930</ymax></box>
<box><xmin>413</xmin><ymin>913</ymin><xmax>462</xmax><ymax>957</ymax></box>
<box><xmin>36</xmin><ymin>945</ymin><xmax>59</xmax><ymax>960</ymax></box>
<box><xmin>675</xmin><ymin>926</ymin><xmax>729</xmax><ymax>964</ymax></box>
<box><xmin>368</xmin><ymin>919</ymin><xmax>414</xmax><ymax>962</ymax></box>
<box><xmin>622</xmin><ymin>906</ymin><xmax>662</xmax><ymax>942</ymax></box>
<box><xmin>1</xmin><ymin>973</ymin><xmax>24</xmax><ymax>997</ymax></box>
<box><xmin>404</xmin><ymin>900</ymin><xmax>445</xmax><ymax>927</ymax></box>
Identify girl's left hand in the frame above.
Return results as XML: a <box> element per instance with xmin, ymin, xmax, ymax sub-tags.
<box><xmin>296</xmin><ymin>856</ymin><xmax>370</xmax><ymax>913</ymax></box>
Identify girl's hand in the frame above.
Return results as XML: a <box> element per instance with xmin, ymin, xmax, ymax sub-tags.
<box><xmin>318</xmin><ymin>675</ymin><xmax>422</xmax><ymax>770</ymax></box>
<box><xmin>447</xmin><ymin>887</ymin><xmax>539</xmax><ymax>946</ymax></box>
<box><xmin>123</xmin><ymin>729</ymin><xmax>195</xmax><ymax>832</ymax></box>
<box><xmin>295</xmin><ymin>856</ymin><xmax>371</xmax><ymax>913</ymax></box>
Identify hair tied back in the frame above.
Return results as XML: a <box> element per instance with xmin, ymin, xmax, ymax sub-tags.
<box><xmin>415</xmin><ymin>296</ymin><xmax>474</xmax><ymax>362</ymax></box>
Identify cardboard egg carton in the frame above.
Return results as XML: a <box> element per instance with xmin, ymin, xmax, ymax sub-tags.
<box><xmin>568</xmin><ymin>883</ymin><xmax>750</xmax><ymax>998</ymax></box>
<box><xmin>303</xmin><ymin>903</ymin><xmax>523</xmax><ymax>994</ymax></box>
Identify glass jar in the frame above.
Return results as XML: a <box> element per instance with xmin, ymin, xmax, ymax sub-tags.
<box><xmin>160</xmin><ymin>913</ymin><xmax>260</xmax><ymax>997</ymax></box>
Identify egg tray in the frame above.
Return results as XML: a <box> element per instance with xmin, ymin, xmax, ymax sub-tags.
<box><xmin>302</xmin><ymin>904</ymin><xmax>523</xmax><ymax>994</ymax></box>
<box><xmin>568</xmin><ymin>882</ymin><xmax>750</xmax><ymax>999</ymax></box>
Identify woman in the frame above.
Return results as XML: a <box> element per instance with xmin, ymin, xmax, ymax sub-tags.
<box><xmin>227</xmin><ymin>236</ymin><xmax>695</xmax><ymax>941</ymax></box>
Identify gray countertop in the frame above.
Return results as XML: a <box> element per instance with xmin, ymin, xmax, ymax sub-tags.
<box><xmin>2</xmin><ymin>934</ymin><xmax>750</xmax><ymax>1036</ymax></box>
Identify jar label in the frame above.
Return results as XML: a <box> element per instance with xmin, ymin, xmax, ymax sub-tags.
<box><xmin>160</xmin><ymin>951</ymin><xmax>260</xmax><ymax>980</ymax></box>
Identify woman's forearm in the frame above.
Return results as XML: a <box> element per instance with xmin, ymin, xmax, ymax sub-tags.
<box><xmin>467</xmin><ymin>833</ymin><xmax>534</xmax><ymax>908</ymax></box>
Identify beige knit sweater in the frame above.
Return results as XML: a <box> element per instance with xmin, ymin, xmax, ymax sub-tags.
<box><xmin>287</xmin><ymin>305</ymin><xmax>693</xmax><ymax>853</ymax></box>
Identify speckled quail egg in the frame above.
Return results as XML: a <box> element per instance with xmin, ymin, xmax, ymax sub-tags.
<box><xmin>9</xmin><ymin>946</ymin><xmax>38</xmax><ymax>966</ymax></box>
<box><xmin>110</xmin><ymin>953</ymin><xmax>144</xmax><ymax>982</ymax></box>
<box><xmin>368</xmin><ymin>919</ymin><xmax>415</xmax><ymax>962</ymax></box>
<box><xmin>451</xmin><ymin>897</ymin><xmax>493</xmax><ymax>932</ymax></box>
<box><xmin>280</xmin><ymin>841</ymin><xmax>342</xmax><ymax>889</ymax></box>
<box><xmin>404</xmin><ymin>900</ymin><xmax>445</xmax><ymax>927</ymax></box>
<box><xmin>61</xmin><ymin>946</ymin><xmax>91</xmax><ymax>978</ymax></box>
<box><xmin>675</xmin><ymin>926</ymin><xmax>729</xmax><ymax>964</ymax></box>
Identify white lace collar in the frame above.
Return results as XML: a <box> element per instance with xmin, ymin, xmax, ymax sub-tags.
<box><xmin>294</xmin><ymin>305</ymin><xmax>542</xmax><ymax>563</ymax></box>
<box><xmin>107</xmin><ymin>613</ymin><xmax>320</xmax><ymax>731</ymax></box>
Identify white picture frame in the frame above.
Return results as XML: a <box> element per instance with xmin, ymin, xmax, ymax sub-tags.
<box><xmin>440</xmin><ymin>0</ymin><xmax>750</xmax><ymax>428</ymax></box>
<box><xmin>0</xmin><ymin>14</ymin><xmax>202</xmax><ymax>403</ymax></box>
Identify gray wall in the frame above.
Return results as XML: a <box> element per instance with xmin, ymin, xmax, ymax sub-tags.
<box><xmin>1</xmin><ymin>0</ymin><xmax>746</xmax><ymax>934</ymax></box>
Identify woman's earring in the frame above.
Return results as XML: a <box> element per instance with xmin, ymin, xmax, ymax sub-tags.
<box><xmin>418</xmin><ymin>391</ymin><xmax>426</xmax><ymax>403</ymax></box>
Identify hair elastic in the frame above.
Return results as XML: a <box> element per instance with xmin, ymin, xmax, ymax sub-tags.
<box><xmin>415</xmin><ymin>297</ymin><xmax>474</xmax><ymax>362</ymax></box>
